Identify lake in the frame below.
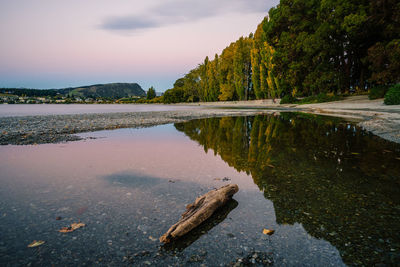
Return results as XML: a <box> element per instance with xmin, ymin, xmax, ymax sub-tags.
<box><xmin>0</xmin><ymin>113</ymin><xmax>399</xmax><ymax>266</ymax></box>
<box><xmin>0</xmin><ymin>104</ymin><xmax>200</xmax><ymax>117</ymax></box>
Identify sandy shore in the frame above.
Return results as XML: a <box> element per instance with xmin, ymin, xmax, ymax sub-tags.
<box><xmin>296</xmin><ymin>96</ymin><xmax>400</xmax><ymax>144</ymax></box>
<box><xmin>1</xmin><ymin>95</ymin><xmax>399</xmax><ymax>145</ymax></box>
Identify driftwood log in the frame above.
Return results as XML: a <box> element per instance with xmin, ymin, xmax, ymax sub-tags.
<box><xmin>160</xmin><ymin>184</ymin><xmax>239</xmax><ymax>243</ymax></box>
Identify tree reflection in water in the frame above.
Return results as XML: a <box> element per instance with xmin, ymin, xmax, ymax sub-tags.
<box><xmin>175</xmin><ymin>113</ymin><xmax>400</xmax><ymax>266</ymax></box>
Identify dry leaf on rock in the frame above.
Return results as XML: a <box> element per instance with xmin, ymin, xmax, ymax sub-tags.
<box><xmin>59</xmin><ymin>227</ymin><xmax>74</xmax><ymax>233</ymax></box>
<box><xmin>59</xmin><ymin>222</ymin><xmax>85</xmax><ymax>233</ymax></box>
<box><xmin>263</xmin><ymin>229</ymin><xmax>275</xmax><ymax>235</ymax></box>
<box><xmin>27</xmin><ymin>240</ymin><xmax>45</xmax><ymax>248</ymax></box>
<box><xmin>71</xmin><ymin>222</ymin><xmax>85</xmax><ymax>230</ymax></box>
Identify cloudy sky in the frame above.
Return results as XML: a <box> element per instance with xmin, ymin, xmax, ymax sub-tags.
<box><xmin>0</xmin><ymin>0</ymin><xmax>278</xmax><ymax>91</ymax></box>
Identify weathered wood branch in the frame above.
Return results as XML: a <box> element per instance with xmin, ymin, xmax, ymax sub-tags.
<box><xmin>160</xmin><ymin>184</ymin><xmax>239</xmax><ymax>243</ymax></box>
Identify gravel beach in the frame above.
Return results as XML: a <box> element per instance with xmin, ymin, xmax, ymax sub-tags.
<box><xmin>1</xmin><ymin>96</ymin><xmax>399</xmax><ymax>145</ymax></box>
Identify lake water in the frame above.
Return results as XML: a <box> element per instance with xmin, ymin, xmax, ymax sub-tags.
<box><xmin>0</xmin><ymin>104</ymin><xmax>200</xmax><ymax>117</ymax></box>
<box><xmin>0</xmin><ymin>113</ymin><xmax>399</xmax><ymax>266</ymax></box>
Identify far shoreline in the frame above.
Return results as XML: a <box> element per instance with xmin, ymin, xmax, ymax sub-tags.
<box><xmin>1</xmin><ymin>95</ymin><xmax>399</xmax><ymax>145</ymax></box>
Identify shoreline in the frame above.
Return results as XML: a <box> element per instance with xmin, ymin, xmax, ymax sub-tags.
<box><xmin>1</xmin><ymin>96</ymin><xmax>399</xmax><ymax>145</ymax></box>
<box><xmin>0</xmin><ymin>109</ymin><xmax>276</xmax><ymax>145</ymax></box>
<box><xmin>184</xmin><ymin>96</ymin><xmax>400</xmax><ymax>144</ymax></box>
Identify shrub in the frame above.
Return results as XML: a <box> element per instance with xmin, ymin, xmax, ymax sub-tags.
<box><xmin>384</xmin><ymin>84</ymin><xmax>400</xmax><ymax>105</ymax></box>
<box><xmin>280</xmin><ymin>94</ymin><xmax>297</xmax><ymax>104</ymax></box>
<box><xmin>369</xmin><ymin>85</ymin><xmax>388</xmax><ymax>100</ymax></box>
<box><xmin>149</xmin><ymin>96</ymin><xmax>163</xmax><ymax>103</ymax></box>
<box><xmin>135</xmin><ymin>98</ymin><xmax>147</xmax><ymax>103</ymax></box>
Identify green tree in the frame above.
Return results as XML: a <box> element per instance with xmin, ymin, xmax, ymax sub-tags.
<box><xmin>163</xmin><ymin>88</ymin><xmax>185</xmax><ymax>103</ymax></box>
<box><xmin>367</xmin><ymin>0</ymin><xmax>400</xmax><ymax>86</ymax></box>
<box><xmin>146</xmin><ymin>86</ymin><xmax>156</xmax><ymax>100</ymax></box>
<box><xmin>233</xmin><ymin>37</ymin><xmax>253</xmax><ymax>100</ymax></box>
<box><xmin>206</xmin><ymin>54</ymin><xmax>220</xmax><ymax>102</ymax></box>
<box><xmin>198</xmin><ymin>57</ymin><xmax>210</xmax><ymax>101</ymax></box>
<box><xmin>218</xmin><ymin>42</ymin><xmax>237</xmax><ymax>101</ymax></box>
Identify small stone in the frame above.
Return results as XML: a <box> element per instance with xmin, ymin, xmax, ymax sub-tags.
<box><xmin>148</xmin><ymin>236</ymin><xmax>157</xmax><ymax>242</ymax></box>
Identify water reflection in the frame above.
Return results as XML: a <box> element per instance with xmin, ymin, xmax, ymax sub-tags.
<box><xmin>104</xmin><ymin>171</ymin><xmax>166</xmax><ymax>188</ymax></box>
<box><xmin>175</xmin><ymin>113</ymin><xmax>400</xmax><ymax>266</ymax></box>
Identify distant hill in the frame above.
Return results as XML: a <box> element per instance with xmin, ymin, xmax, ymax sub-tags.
<box><xmin>0</xmin><ymin>83</ymin><xmax>146</xmax><ymax>99</ymax></box>
<box><xmin>67</xmin><ymin>83</ymin><xmax>145</xmax><ymax>98</ymax></box>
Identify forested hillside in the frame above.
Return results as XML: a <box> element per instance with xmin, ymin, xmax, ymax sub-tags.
<box><xmin>68</xmin><ymin>83</ymin><xmax>145</xmax><ymax>98</ymax></box>
<box><xmin>1</xmin><ymin>83</ymin><xmax>145</xmax><ymax>99</ymax></box>
<box><xmin>164</xmin><ymin>0</ymin><xmax>400</xmax><ymax>103</ymax></box>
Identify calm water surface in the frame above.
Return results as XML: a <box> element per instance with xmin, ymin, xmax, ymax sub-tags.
<box><xmin>0</xmin><ymin>104</ymin><xmax>200</xmax><ymax>117</ymax></box>
<box><xmin>0</xmin><ymin>113</ymin><xmax>399</xmax><ymax>266</ymax></box>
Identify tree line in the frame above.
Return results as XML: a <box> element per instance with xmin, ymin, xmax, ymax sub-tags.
<box><xmin>163</xmin><ymin>0</ymin><xmax>399</xmax><ymax>103</ymax></box>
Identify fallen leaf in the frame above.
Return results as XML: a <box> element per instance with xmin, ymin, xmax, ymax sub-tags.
<box><xmin>59</xmin><ymin>222</ymin><xmax>85</xmax><ymax>233</ymax></box>
<box><xmin>267</xmin><ymin>164</ymin><xmax>275</xmax><ymax>168</ymax></box>
<box><xmin>71</xmin><ymin>222</ymin><xmax>85</xmax><ymax>230</ymax></box>
<box><xmin>28</xmin><ymin>240</ymin><xmax>45</xmax><ymax>248</ymax></box>
<box><xmin>263</xmin><ymin>229</ymin><xmax>275</xmax><ymax>235</ymax></box>
<box><xmin>59</xmin><ymin>227</ymin><xmax>73</xmax><ymax>233</ymax></box>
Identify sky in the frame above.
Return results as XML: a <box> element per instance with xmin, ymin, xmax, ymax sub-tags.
<box><xmin>0</xmin><ymin>0</ymin><xmax>278</xmax><ymax>92</ymax></box>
